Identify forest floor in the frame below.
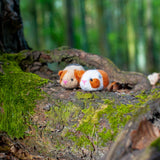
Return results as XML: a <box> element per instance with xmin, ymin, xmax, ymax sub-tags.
<box><xmin>0</xmin><ymin>50</ymin><xmax>160</xmax><ymax>160</ymax></box>
<box><xmin>19</xmin><ymin>72</ymin><xmax>158</xmax><ymax>160</ymax></box>
<box><xmin>25</xmin><ymin>80</ymin><xmax>135</xmax><ymax>159</ymax></box>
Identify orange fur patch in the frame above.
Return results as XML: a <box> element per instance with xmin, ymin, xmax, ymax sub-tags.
<box><xmin>58</xmin><ymin>70</ymin><xmax>63</xmax><ymax>76</ymax></box>
<box><xmin>74</xmin><ymin>70</ymin><xmax>85</xmax><ymax>82</ymax></box>
<box><xmin>90</xmin><ymin>78</ymin><xmax>100</xmax><ymax>88</ymax></box>
<box><xmin>98</xmin><ymin>70</ymin><xmax>109</xmax><ymax>88</ymax></box>
<box><xmin>59</xmin><ymin>70</ymin><xmax>67</xmax><ymax>83</ymax></box>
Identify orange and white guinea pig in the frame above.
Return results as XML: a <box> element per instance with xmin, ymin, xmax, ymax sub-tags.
<box><xmin>58</xmin><ymin>64</ymin><xmax>85</xmax><ymax>89</ymax></box>
<box><xmin>79</xmin><ymin>69</ymin><xmax>109</xmax><ymax>91</ymax></box>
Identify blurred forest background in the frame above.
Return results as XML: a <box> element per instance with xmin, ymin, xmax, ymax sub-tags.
<box><xmin>20</xmin><ymin>0</ymin><xmax>160</xmax><ymax>73</ymax></box>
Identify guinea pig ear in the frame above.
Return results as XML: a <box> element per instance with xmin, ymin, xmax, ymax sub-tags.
<box><xmin>74</xmin><ymin>70</ymin><xmax>85</xmax><ymax>82</ymax></box>
<box><xmin>58</xmin><ymin>70</ymin><xmax>63</xmax><ymax>76</ymax></box>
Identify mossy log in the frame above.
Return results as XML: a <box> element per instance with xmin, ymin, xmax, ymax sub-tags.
<box><xmin>52</xmin><ymin>47</ymin><xmax>151</xmax><ymax>91</ymax></box>
<box><xmin>21</xmin><ymin>47</ymin><xmax>151</xmax><ymax>92</ymax></box>
<box><xmin>103</xmin><ymin>98</ymin><xmax>160</xmax><ymax>160</ymax></box>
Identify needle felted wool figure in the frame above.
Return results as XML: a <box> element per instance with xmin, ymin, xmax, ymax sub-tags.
<box><xmin>79</xmin><ymin>69</ymin><xmax>109</xmax><ymax>91</ymax></box>
<box><xmin>58</xmin><ymin>64</ymin><xmax>85</xmax><ymax>89</ymax></box>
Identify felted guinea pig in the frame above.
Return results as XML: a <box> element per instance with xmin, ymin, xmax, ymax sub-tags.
<box><xmin>79</xmin><ymin>69</ymin><xmax>109</xmax><ymax>91</ymax></box>
<box><xmin>58</xmin><ymin>64</ymin><xmax>85</xmax><ymax>89</ymax></box>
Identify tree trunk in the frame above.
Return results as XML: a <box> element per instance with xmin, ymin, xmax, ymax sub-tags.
<box><xmin>66</xmin><ymin>0</ymin><xmax>75</xmax><ymax>48</ymax></box>
<box><xmin>29</xmin><ymin>0</ymin><xmax>39</xmax><ymax>49</ymax></box>
<box><xmin>137</xmin><ymin>0</ymin><xmax>146</xmax><ymax>72</ymax></box>
<box><xmin>144</xmin><ymin>0</ymin><xmax>154</xmax><ymax>73</ymax></box>
<box><xmin>95</xmin><ymin>0</ymin><xmax>108</xmax><ymax>57</ymax></box>
<box><xmin>0</xmin><ymin>0</ymin><xmax>30</xmax><ymax>53</ymax></box>
<box><xmin>112</xmin><ymin>0</ymin><xmax>128</xmax><ymax>70</ymax></box>
<box><xmin>45</xmin><ymin>0</ymin><xmax>55</xmax><ymax>49</ymax></box>
<box><xmin>79</xmin><ymin>0</ymin><xmax>88</xmax><ymax>52</ymax></box>
<box><xmin>126</xmin><ymin>1</ymin><xmax>136</xmax><ymax>71</ymax></box>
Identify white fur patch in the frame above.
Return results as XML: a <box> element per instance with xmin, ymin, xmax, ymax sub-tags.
<box><xmin>80</xmin><ymin>70</ymin><xmax>103</xmax><ymax>91</ymax></box>
<box><xmin>64</xmin><ymin>64</ymin><xmax>84</xmax><ymax>71</ymax></box>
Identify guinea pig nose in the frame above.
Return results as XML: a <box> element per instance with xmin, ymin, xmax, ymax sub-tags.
<box><xmin>82</xmin><ymin>80</ymin><xmax>87</xmax><ymax>85</ymax></box>
<box><xmin>63</xmin><ymin>80</ymin><xmax>67</xmax><ymax>85</ymax></box>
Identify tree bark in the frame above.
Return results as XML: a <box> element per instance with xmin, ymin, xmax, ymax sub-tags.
<box><xmin>144</xmin><ymin>0</ymin><xmax>154</xmax><ymax>73</ymax></box>
<box><xmin>66</xmin><ymin>0</ymin><xmax>75</xmax><ymax>48</ymax></box>
<box><xmin>0</xmin><ymin>0</ymin><xmax>30</xmax><ymax>53</ymax></box>
<box><xmin>29</xmin><ymin>0</ymin><xmax>39</xmax><ymax>49</ymax></box>
<box><xmin>95</xmin><ymin>0</ymin><xmax>108</xmax><ymax>57</ymax></box>
<box><xmin>79</xmin><ymin>0</ymin><xmax>88</xmax><ymax>52</ymax></box>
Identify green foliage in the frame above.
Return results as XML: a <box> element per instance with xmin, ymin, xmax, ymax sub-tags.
<box><xmin>0</xmin><ymin>54</ymin><xmax>48</xmax><ymax>138</ymax></box>
<box><xmin>150</xmin><ymin>137</ymin><xmax>160</xmax><ymax>151</ymax></box>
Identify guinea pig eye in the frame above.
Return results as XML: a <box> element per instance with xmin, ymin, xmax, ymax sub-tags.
<box><xmin>71</xmin><ymin>78</ymin><xmax>73</xmax><ymax>81</ymax></box>
<box><xmin>90</xmin><ymin>78</ymin><xmax>93</xmax><ymax>82</ymax></box>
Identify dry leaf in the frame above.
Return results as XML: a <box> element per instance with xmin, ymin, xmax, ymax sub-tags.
<box><xmin>130</xmin><ymin>118</ymin><xmax>160</xmax><ymax>150</ymax></box>
<box><xmin>148</xmin><ymin>72</ymin><xmax>160</xmax><ymax>85</ymax></box>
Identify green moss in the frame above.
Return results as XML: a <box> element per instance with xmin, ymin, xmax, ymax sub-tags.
<box><xmin>0</xmin><ymin>53</ymin><xmax>26</xmax><ymax>74</ymax></box>
<box><xmin>0</xmin><ymin>53</ymin><xmax>48</xmax><ymax>138</ymax></box>
<box><xmin>150</xmin><ymin>138</ymin><xmax>160</xmax><ymax>151</ymax></box>
<box><xmin>46</xmin><ymin>101</ymin><xmax>81</xmax><ymax>127</ymax></box>
<box><xmin>65</xmin><ymin>99</ymin><xmax>140</xmax><ymax>149</ymax></box>
<box><xmin>76</xmin><ymin>91</ymin><xmax>99</xmax><ymax>100</ymax></box>
<box><xmin>136</xmin><ymin>88</ymin><xmax>160</xmax><ymax>103</ymax></box>
<box><xmin>44</xmin><ymin>101</ymin><xmax>82</xmax><ymax>150</ymax></box>
<box><xmin>65</xmin><ymin>89</ymin><xmax>160</xmax><ymax>150</ymax></box>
